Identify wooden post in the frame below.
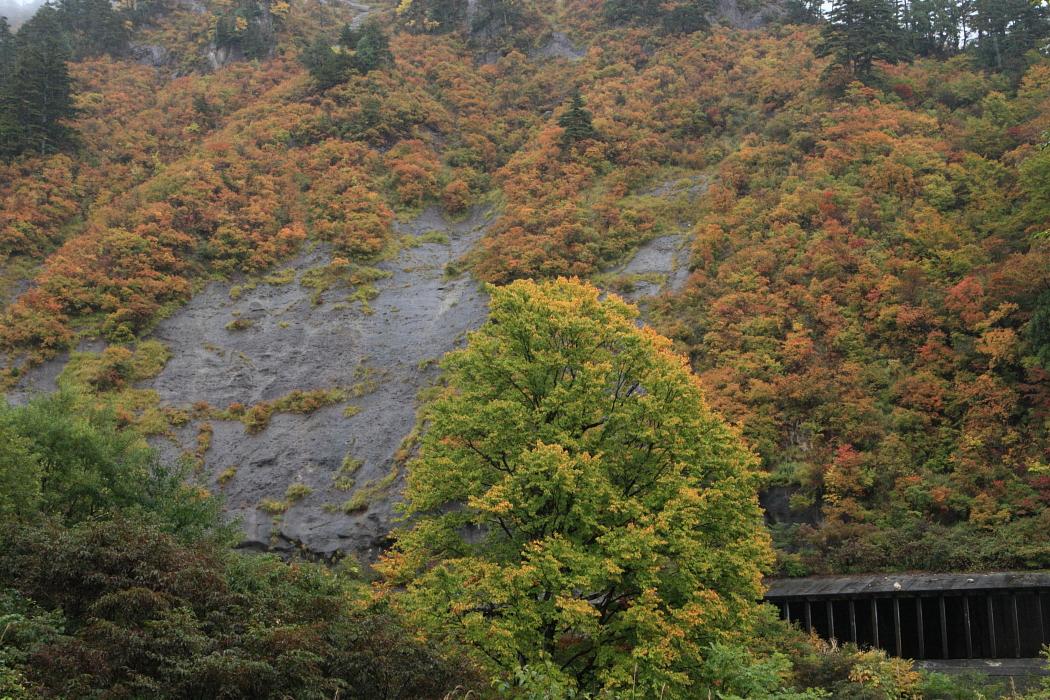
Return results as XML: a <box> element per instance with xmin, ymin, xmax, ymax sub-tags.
<box><xmin>1012</xmin><ymin>594</ymin><xmax>1021</xmax><ymax>659</ymax></box>
<box><xmin>849</xmin><ymin>600</ymin><xmax>858</xmax><ymax>643</ymax></box>
<box><xmin>827</xmin><ymin>601</ymin><xmax>835</xmax><ymax>641</ymax></box>
<box><xmin>893</xmin><ymin>598</ymin><xmax>902</xmax><ymax>657</ymax></box>
<box><xmin>872</xmin><ymin>599</ymin><xmax>880</xmax><ymax>649</ymax></box>
<box><xmin>785</xmin><ymin>601</ymin><xmax>792</xmax><ymax>624</ymax></box>
<box><xmin>987</xmin><ymin>596</ymin><xmax>997</xmax><ymax>658</ymax></box>
<box><xmin>916</xmin><ymin>598</ymin><xmax>925</xmax><ymax>659</ymax></box>
<box><xmin>805</xmin><ymin>601</ymin><xmax>813</xmax><ymax>633</ymax></box>
<box><xmin>940</xmin><ymin>597</ymin><xmax>949</xmax><ymax>659</ymax></box>
<box><xmin>1037</xmin><ymin>594</ymin><xmax>1046</xmax><ymax>646</ymax></box>
<box><xmin>963</xmin><ymin>597</ymin><xmax>973</xmax><ymax>659</ymax></box>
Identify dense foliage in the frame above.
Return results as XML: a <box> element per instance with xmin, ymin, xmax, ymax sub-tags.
<box><xmin>0</xmin><ymin>3</ymin><xmax>1048</xmax><ymax>695</ymax></box>
<box><xmin>300</xmin><ymin>18</ymin><xmax>393</xmax><ymax>88</ymax></box>
<box><xmin>381</xmin><ymin>278</ymin><xmax>772</xmax><ymax>695</ymax></box>
<box><xmin>0</xmin><ymin>5</ymin><xmax>76</xmax><ymax>158</ymax></box>
<box><xmin>0</xmin><ymin>340</ymin><xmax>1036</xmax><ymax>698</ymax></box>
<box><xmin>0</xmin><ymin>394</ymin><xmax>477</xmax><ymax>698</ymax></box>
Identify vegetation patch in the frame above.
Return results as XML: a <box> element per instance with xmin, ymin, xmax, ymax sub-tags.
<box><xmin>218</xmin><ymin>388</ymin><xmax>348</xmax><ymax>434</ymax></box>
<box><xmin>258</xmin><ymin>498</ymin><xmax>288</xmax><ymax>515</ymax></box>
<box><xmin>284</xmin><ymin>482</ymin><xmax>312</xmax><ymax>501</ymax></box>
<box><xmin>224</xmin><ymin>318</ymin><xmax>254</xmax><ymax>332</ymax></box>
<box><xmin>341</xmin><ymin>467</ymin><xmax>398</xmax><ymax>514</ymax></box>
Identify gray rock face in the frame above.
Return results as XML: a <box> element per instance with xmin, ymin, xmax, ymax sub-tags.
<box><xmin>529</xmin><ymin>32</ymin><xmax>585</xmax><ymax>62</ymax></box>
<box><xmin>206</xmin><ymin>44</ymin><xmax>240</xmax><ymax>71</ymax></box>
<box><xmin>602</xmin><ymin>173</ymin><xmax>711</xmax><ymax>302</ymax></box>
<box><xmin>130</xmin><ymin>43</ymin><xmax>170</xmax><ymax>68</ymax></box>
<box><xmin>4</xmin><ymin>173</ymin><xmax>713</xmax><ymax>563</ymax></box>
<box><xmin>147</xmin><ymin>207</ymin><xmax>493</xmax><ymax>560</ymax></box>
<box><xmin>612</xmin><ymin>234</ymin><xmax>693</xmax><ymax>302</ymax></box>
<box><xmin>714</xmin><ymin>0</ymin><xmax>788</xmax><ymax>29</ymax></box>
<box><xmin>6</xmin><ymin>354</ymin><xmax>67</xmax><ymax>407</ymax></box>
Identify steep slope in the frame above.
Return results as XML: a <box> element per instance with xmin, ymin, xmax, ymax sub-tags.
<box><xmin>149</xmin><ymin>207</ymin><xmax>491</xmax><ymax>557</ymax></box>
<box><xmin>2</xmin><ymin>0</ymin><xmax>1049</xmax><ymax>574</ymax></box>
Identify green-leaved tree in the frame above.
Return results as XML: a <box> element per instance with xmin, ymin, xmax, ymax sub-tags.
<box><xmin>557</xmin><ymin>89</ymin><xmax>598</xmax><ymax>148</ymax></box>
<box><xmin>381</xmin><ymin>278</ymin><xmax>773</xmax><ymax>696</ymax></box>
<box><xmin>300</xmin><ymin>18</ymin><xmax>392</xmax><ymax>89</ymax></box>
<box><xmin>0</xmin><ymin>4</ymin><xmax>76</xmax><ymax>159</ymax></box>
<box><xmin>816</xmin><ymin>0</ymin><xmax>905</xmax><ymax>81</ymax></box>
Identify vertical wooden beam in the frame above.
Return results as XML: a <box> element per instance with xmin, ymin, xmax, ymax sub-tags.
<box><xmin>827</xmin><ymin>601</ymin><xmax>836</xmax><ymax>641</ymax></box>
<box><xmin>963</xmin><ymin>597</ymin><xmax>973</xmax><ymax>659</ymax></box>
<box><xmin>849</xmin><ymin>599</ymin><xmax>858</xmax><ymax>644</ymax></box>
<box><xmin>940</xmin><ymin>596</ymin><xmax>949</xmax><ymax>659</ymax></box>
<box><xmin>805</xmin><ymin>601</ymin><xmax>813</xmax><ymax>633</ymax></box>
<box><xmin>987</xmin><ymin>595</ymin><xmax>997</xmax><ymax>658</ymax></box>
<box><xmin>872</xmin><ymin>599</ymin><xmax>880</xmax><ymax>650</ymax></box>
<box><xmin>893</xmin><ymin>598</ymin><xmax>902</xmax><ymax>657</ymax></box>
<box><xmin>785</xmin><ymin>601</ymin><xmax>792</xmax><ymax>624</ymax></box>
<box><xmin>916</xmin><ymin>598</ymin><xmax>925</xmax><ymax>659</ymax></box>
<box><xmin>1012</xmin><ymin>594</ymin><xmax>1021</xmax><ymax>659</ymax></box>
<box><xmin>1037</xmin><ymin>593</ymin><xmax>1046</xmax><ymax>646</ymax></box>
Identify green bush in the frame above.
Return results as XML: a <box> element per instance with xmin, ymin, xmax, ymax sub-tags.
<box><xmin>0</xmin><ymin>517</ymin><xmax>478</xmax><ymax>699</ymax></box>
<box><xmin>0</xmin><ymin>392</ymin><xmax>222</xmax><ymax>539</ymax></box>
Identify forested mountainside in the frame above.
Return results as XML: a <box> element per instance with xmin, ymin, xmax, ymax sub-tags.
<box><xmin>1</xmin><ymin>0</ymin><xmax>1050</xmax><ymax>696</ymax></box>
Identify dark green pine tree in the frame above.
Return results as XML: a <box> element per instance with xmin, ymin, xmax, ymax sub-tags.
<box><xmin>0</xmin><ymin>4</ymin><xmax>76</xmax><ymax>159</ymax></box>
<box><xmin>970</xmin><ymin>0</ymin><xmax>1049</xmax><ymax>74</ymax></box>
<box><xmin>603</xmin><ymin>0</ymin><xmax>661</xmax><ymax>24</ymax></box>
<box><xmin>0</xmin><ymin>17</ymin><xmax>15</xmax><ymax>81</ymax></box>
<box><xmin>1029</xmin><ymin>289</ymin><xmax>1050</xmax><ymax>369</ymax></box>
<box><xmin>906</xmin><ymin>0</ymin><xmax>970</xmax><ymax>57</ymax></box>
<box><xmin>300</xmin><ymin>34</ymin><xmax>353</xmax><ymax>89</ymax></box>
<box><xmin>338</xmin><ymin>22</ymin><xmax>358</xmax><ymax>49</ymax></box>
<box><xmin>784</xmin><ymin>0</ymin><xmax>824</xmax><ymax>24</ymax></box>
<box><xmin>662</xmin><ymin>0</ymin><xmax>716</xmax><ymax>35</ymax></box>
<box><xmin>352</xmin><ymin>18</ymin><xmax>393</xmax><ymax>73</ymax></box>
<box><xmin>816</xmin><ymin>0</ymin><xmax>906</xmax><ymax>80</ymax></box>
<box><xmin>0</xmin><ymin>17</ymin><xmax>16</xmax><ymax>149</ymax></box>
<box><xmin>56</xmin><ymin>0</ymin><xmax>129</xmax><ymax>59</ymax></box>
<box><xmin>557</xmin><ymin>89</ymin><xmax>598</xmax><ymax>148</ymax></box>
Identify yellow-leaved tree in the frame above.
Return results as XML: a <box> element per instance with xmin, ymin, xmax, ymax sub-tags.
<box><xmin>379</xmin><ymin>277</ymin><xmax>774</xmax><ymax>696</ymax></box>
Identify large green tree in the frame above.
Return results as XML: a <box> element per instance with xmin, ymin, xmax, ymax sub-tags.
<box><xmin>352</xmin><ymin>17</ymin><xmax>393</xmax><ymax>73</ymax></box>
<box><xmin>905</xmin><ymin>0</ymin><xmax>971</xmax><ymax>56</ymax></box>
<box><xmin>381</xmin><ymin>278</ymin><xmax>773</xmax><ymax>696</ymax></box>
<box><xmin>56</xmin><ymin>0</ymin><xmax>129</xmax><ymax>59</ymax></box>
<box><xmin>0</xmin><ymin>4</ymin><xmax>76</xmax><ymax>159</ymax></box>
<box><xmin>557</xmin><ymin>89</ymin><xmax>598</xmax><ymax>148</ymax></box>
<box><xmin>0</xmin><ymin>393</ymin><xmax>476</xmax><ymax>698</ymax></box>
<box><xmin>816</xmin><ymin>0</ymin><xmax>906</xmax><ymax>80</ymax></box>
<box><xmin>300</xmin><ymin>18</ymin><xmax>392</xmax><ymax>90</ymax></box>
<box><xmin>0</xmin><ymin>16</ymin><xmax>14</xmax><ymax>81</ymax></box>
<box><xmin>970</xmin><ymin>0</ymin><xmax>1049</xmax><ymax>73</ymax></box>
<box><xmin>0</xmin><ymin>392</ymin><xmax>218</xmax><ymax>535</ymax></box>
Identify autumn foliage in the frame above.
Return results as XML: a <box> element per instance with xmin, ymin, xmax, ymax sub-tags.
<box><xmin>1</xmin><ymin>0</ymin><xmax>1048</xmax><ymax>580</ymax></box>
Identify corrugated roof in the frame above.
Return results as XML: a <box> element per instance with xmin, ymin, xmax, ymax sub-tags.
<box><xmin>764</xmin><ymin>572</ymin><xmax>1050</xmax><ymax>599</ymax></box>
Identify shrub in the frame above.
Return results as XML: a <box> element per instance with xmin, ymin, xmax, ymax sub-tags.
<box><xmin>0</xmin><ymin>517</ymin><xmax>480</xmax><ymax>698</ymax></box>
<box><xmin>284</xmin><ymin>483</ymin><xmax>312</xmax><ymax>501</ymax></box>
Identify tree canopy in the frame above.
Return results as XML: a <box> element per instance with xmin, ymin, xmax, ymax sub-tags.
<box><xmin>381</xmin><ymin>277</ymin><xmax>773</xmax><ymax>696</ymax></box>
<box><xmin>0</xmin><ymin>4</ymin><xmax>75</xmax><ymax>159</ymax></box>
<box><xmin>816</xmin><ymin>0</ymin><xmax>905</xmax><ymax>80</ymax></box>
<box><xmin>557</xmin><ymin>89</ymin><xmax>598</xmax><ymax>147</ymax></box>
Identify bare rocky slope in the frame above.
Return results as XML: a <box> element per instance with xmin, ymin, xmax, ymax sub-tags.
<box><xmin>6</xmin><ymin>187</ymin><xmax>699</xmax><ymax>561</ymax></box>
<box><xmin>149</xmin><ymin>206</ymin><xmax>492</xmax><ymax>559</ymax></box>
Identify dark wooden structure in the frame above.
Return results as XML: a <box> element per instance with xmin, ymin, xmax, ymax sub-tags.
<box><xmin>764</xmin><ymin>572</ymin><xmax>1050</xmax><ymax>660</ymax></box>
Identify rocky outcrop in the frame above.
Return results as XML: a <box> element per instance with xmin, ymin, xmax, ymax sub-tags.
<box><xmin>713</xmin><ymin>0</ymin><xmax>788</xmax><ymax>30</ymax></box>
<box><xmin>147</xmin><ymin>207</ymin><xmax>493</xmax><ymax>561</ymax></box>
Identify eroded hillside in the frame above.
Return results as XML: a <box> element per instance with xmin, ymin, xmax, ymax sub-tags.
<box><xmin>2</xmin><ymin>0</ymin><xmax>1049</xmax><ymax>574</ymax></box>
